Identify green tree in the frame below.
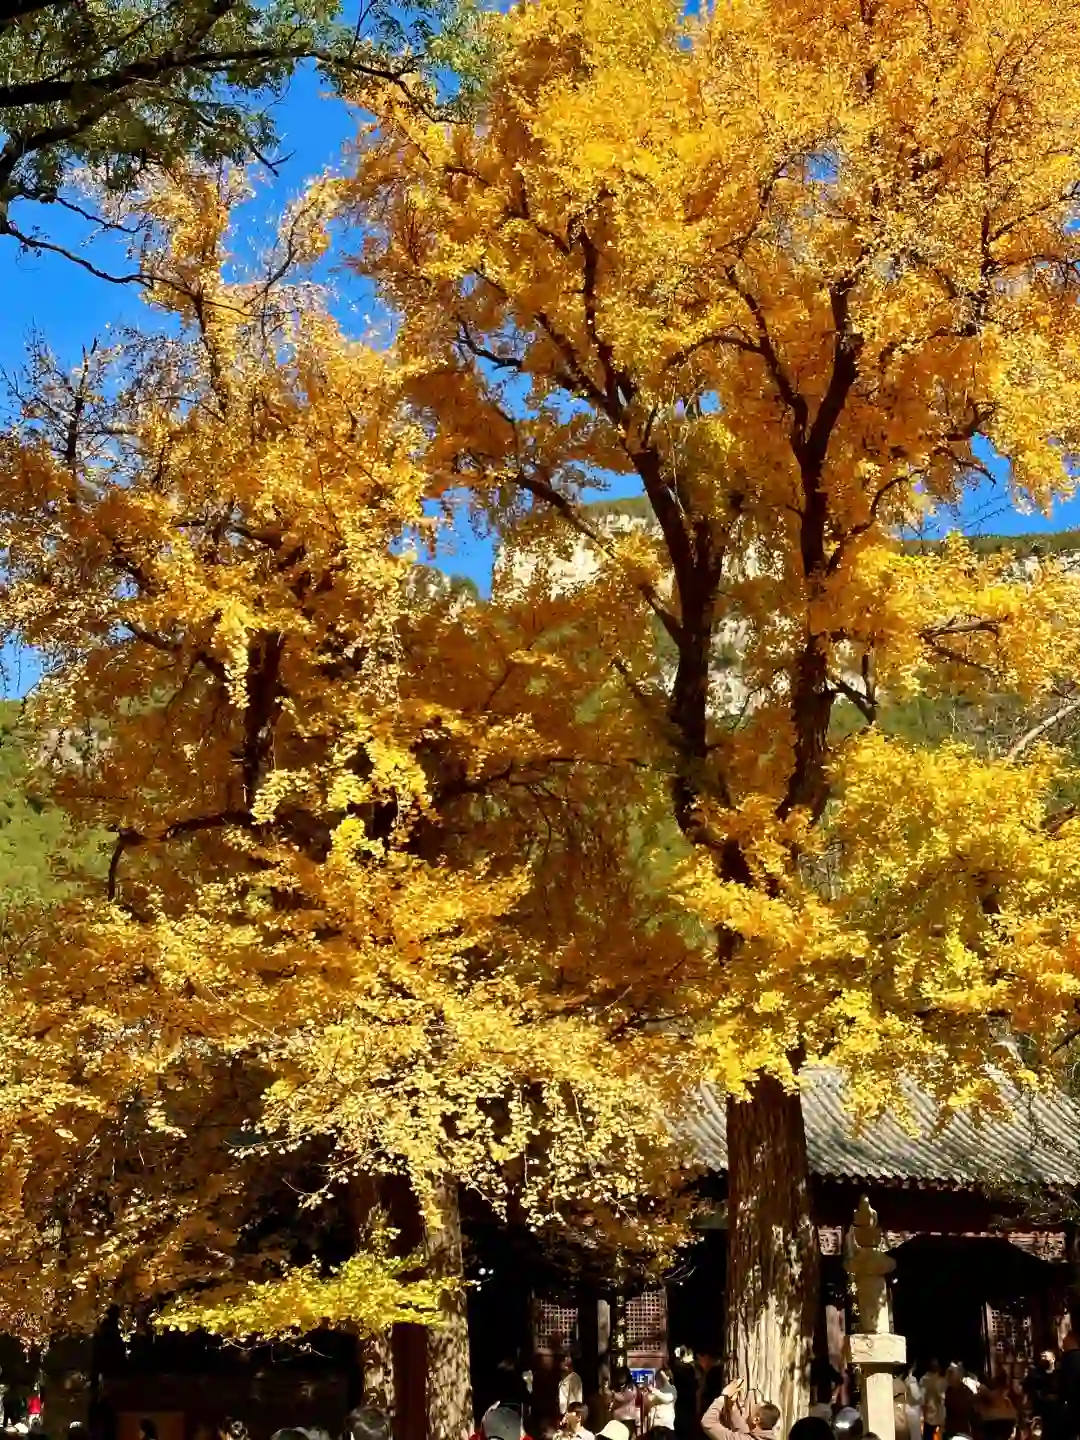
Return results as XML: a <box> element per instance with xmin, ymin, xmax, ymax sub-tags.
<box><xmin>0</xmin><ymin>0</ymin><xmax>482</xmax><ymax>272</ymax></box>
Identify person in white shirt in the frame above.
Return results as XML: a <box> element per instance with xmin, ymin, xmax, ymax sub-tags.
<box><xmin>559</xmin><ymin>1357</ymin><xmax>585</xmax><ymax>1416</ymax></box>
<box><xmin>903</xmin><ymin>1366</ymin><xmax>925</xmax><ymax>1440</ymax></box>
<box><xmin>560</xmin><ymin>1403</ymin><xmax>594</xmax><ymax>1440</ymax></box>
<box><xmin>645</xmin><ymin>1369</ymin><xmax>677</xmax><ymax>1435</ymax></box>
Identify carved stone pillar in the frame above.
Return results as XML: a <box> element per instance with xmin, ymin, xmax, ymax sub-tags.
<box><xmin>844</xmin><ymin>1197</ymin><xmax>905</xmax><ymax>1440</ymax></box>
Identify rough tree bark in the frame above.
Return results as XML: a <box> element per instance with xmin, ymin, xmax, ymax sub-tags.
<box><xmin>346</xmin><ymin>1175</ymin><xmax>398</xmax><ymax>1418</ymax></box>
<box><xmin>424</xmin><ymin>1180</ymin><xmax>473</xmax><ymax>1440</ymax></box>
<box><xmin>361</xmin><ymin>1329</ymin><xmax>395</xmax><ymax>1414</ymax></box>
<box><xmin>725</xmin><ymin>1076</ymin><xmax>819</xmax><ymax>1432</ymax></box>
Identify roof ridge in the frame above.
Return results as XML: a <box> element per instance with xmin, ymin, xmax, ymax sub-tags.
<box><xmin>681</xmin><ymin>1070</ymin><xmax>1080</xmax><ymax>1187</ymax></box>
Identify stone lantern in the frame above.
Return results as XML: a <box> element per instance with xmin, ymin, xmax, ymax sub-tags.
<box><xmin>844</xmin><ymin>1196</ymin><xmax>906</xmax><ymax>1440</ymax></box>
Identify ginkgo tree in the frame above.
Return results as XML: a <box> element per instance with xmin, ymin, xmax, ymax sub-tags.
<box><xmin>340</xmin><ymin>0</ymin><xmax>1080</xmax><ymax>1415</ymax></box>
<box><xmin>0</xmin><ymin>170</ymin><xmax>696</xmax><ymax>1440</ymax></box>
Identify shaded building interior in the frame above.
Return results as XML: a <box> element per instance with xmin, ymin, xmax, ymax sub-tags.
<box><xmin>468</xmin><ymin>1068</ymin><xmax>1080</xmax><ymax>1427</ymax></box>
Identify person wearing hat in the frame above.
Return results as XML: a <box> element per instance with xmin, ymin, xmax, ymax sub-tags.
<box><xmin>701</xmin><ymin>1379</ymin><xmax>780</xmax><ymax>1440</ymax></box>
<box><xmin>474</xmin><ymin>1404</ymin><xmax>532</xmax><ymax>1440</ymax></box>
<box><xmin>596</xmin><ymin>1424</ymin><xmax>632</xmax><ymax>1440</ymax></box>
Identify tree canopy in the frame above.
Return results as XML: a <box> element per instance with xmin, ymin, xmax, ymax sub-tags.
<box><xmin>338</xmin><ymin>0</ymin><xmax>1080</xmax><ymax>1414</ymax></box>
<box><xmin>345</xmin><ymin>0</ymin><xmax>1080</xmax><ymax>1114</ymax></box>
<box><xmin>0</xmin><ymin>172</ymin><xmax>692</xmax><ymax>1434</ymax></box>
<box><xmin>0</xmin><ymin>0</ymin><xmax>484</xmax><ymax>271</ymax></box>
<box><xmin>8</xmin><ymin>0</ymin><xmax>1080</xmax><ymax>1422</ymax></box>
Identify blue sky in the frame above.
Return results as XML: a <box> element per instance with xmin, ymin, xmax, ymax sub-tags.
<box><xmin>2</xmin><ymin>62</ymin><xmax>1079</xmax><ymax>695</ymax></box>
<box><xmin>1</xmin><ymin>67</ymin><xmax>347</xmax><ymax>338</ymax></box>
<box><xmin>0</xmin><ymin>65</ymin><xmax>507</xmax><ymax>617</ymax></box>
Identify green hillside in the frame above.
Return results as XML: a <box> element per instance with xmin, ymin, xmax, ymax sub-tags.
<box><xmin>0</xmin><ymin>700</ymin><xmax>107</xmax><ymax>907</ymax></box>
<box><xmin>586</xmin><ymin>495</ymin><xmax>1080</xmax><ymax>561</ymax></box>
<box><xmin>903</xmin><ymin>529</ymin><xmax>1080</xmax><ymax>557</ymax></box>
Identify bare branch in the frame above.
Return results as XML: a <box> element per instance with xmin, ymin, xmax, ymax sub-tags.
<box><xmin>1006</xmin><ymin>694</ymin><xmax>1080</xmax><ymax>760</ymax></box>
<box><xmin>831</xmin><ymin>673</ymin><xmax>876</xmax><ymax>723</ymax></box>
<box><xmin>0</xmin><ymin>217</ymin><xmax>144</xmax><ymax>286</ymax></box>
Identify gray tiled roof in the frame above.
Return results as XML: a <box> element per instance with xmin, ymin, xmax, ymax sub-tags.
<box><xmin>683</xmin><ymin>1068</ymin><xmax>1080</xmax><ymax>1188</ymax></box>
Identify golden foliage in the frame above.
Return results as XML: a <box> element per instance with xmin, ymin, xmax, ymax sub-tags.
<box><xmin>0</xmin><ymin>170</ymin><xmax>694</xmax><ymax>1340</ymax></box>
<box><xmin>12</xmin><ymin>0</ymin><xmax>1080</xmax><ymax>1345</ymax></box>
<box><xmin>339</xmin><ymin>0</ymin><xmax>1080</xmax><ymax>1121</ymax></box>
<box><xmin>159</xmin><ymin>1235</ymin><xmax>444</xmax><ymax>1340</ymax></box>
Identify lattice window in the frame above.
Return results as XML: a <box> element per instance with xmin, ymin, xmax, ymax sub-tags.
<box><xmin>987</xmin><ymin>1302</ymin><xmax>1033</xmax><ymax>1361</ymax></box>
<box><xmin>536</xmin><ymin>1301</ymin><xmax>579</xmax><ymax>1354</ymax></box>
<box><xmin>626</xmin><ymin>1290</ymin><xmax>667</xmax><ymax>1352</ymax></box>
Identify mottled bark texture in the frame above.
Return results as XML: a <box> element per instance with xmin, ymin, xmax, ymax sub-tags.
<box><xmin>725</xmin><ymin>1077</ymin><xmax>819</xmax><ymax>1431</ymax></box>
<box><xmin>425</xmin><ymin>1181</ymin><xmax>473</xmax><ymax>1440</ymax></box>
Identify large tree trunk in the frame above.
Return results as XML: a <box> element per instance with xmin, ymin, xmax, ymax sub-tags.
<box><xmin>1065</xmin><ymin>1221</ymin><xmax>1080</xmax><ymax>1325</ymax></box>
<box><xmin>361</xmin><ymin>1329</ymin><xmax>395</xmax><ymax>1414</ymax></box>
<box><xmin>425</xmin><ymin>1180</ymin><xmax>474</xmax><ymax>1440</ymax></box>
<box><xmin>725</xmin><ymin>1075</ymin><xmax>819</xmax><ymax>1432</ymax></box>
<box><xmin>347</xmin><ymin>1176</ymin><xmax>398</xmax><ymax>1418</ymax></box>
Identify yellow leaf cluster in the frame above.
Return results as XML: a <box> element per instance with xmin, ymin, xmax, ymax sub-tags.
<box><xmin>0</xmin><ymin>171</ymin><xmax>696</xmax><ymax>1341</ymax></box>
<box><xmin>337</xmin><ymin>0</ymin><xmax>1080</xmax><ymax>1121</ymax></box>
<box><xmin>13</xmin><ymin>0</ymin><xmax>1080</xmax><ymax>1342</ymax></box>
<box><xmin>159</xmin><ymin>1238</ymin><xmax>444</xmax><ymax>1341</ymax></box>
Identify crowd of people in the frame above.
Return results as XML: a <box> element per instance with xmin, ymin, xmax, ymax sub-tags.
<box><xmin>808</xmin><ymin>1347</ymin><xmax>1080</xmax><ymax>1440</ymax></box>
<box><xmin>878</xmin><ymin>1347</ymin><xmax>1080</xmax><ymax>1440</ymax></box>
<box><xmin>270</xmin><ymin>1408</ymin><xmax>391</xmax><ymax>1440</ymax></box>
<box><xmin>16</xmin><ymin>1342</ymin><xmax>1073</xmax><ymax>1440</ymax></box>
<box><xmin>471</xmin><ymin>1340</ymin><xmax>1080</xmax><ymax>1440</ymax></box>
<box><xmin>0</xmin><ymin>1406</ymin><xmax>392</xmax><ymax>1440</ymax></box>
<box><xmin>471</xmin><ymin>1355</ymin><xmax>685</xmax><ymax>1440</ymax></box>
<box><xmin>471</xmin><ymin>1354</ymin><xmax>777</xmax><ymax>1440</ymax></box>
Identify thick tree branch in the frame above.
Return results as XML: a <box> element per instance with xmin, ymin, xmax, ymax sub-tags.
<box><xmin>510</xmin><ymin>465</ymin><xmax>681</xmax><ymax>644</ymax></box>
<box><xmin>831</xmin><ymin>673</ymin><xmax>876</xmax><ymax>723</ymax></box>
<box><xmin>1006</xmin><ymin>694</ymin><xmax>1080</xmax><ymax>760</ymax></box>
<box><xmin>779</xmin><ymin>279</ymin><xmax>863</xmax><ymax>823</ymax></box>
<box><xmin>0</xmin><ymin>217</ymin><xmax>144</xmax><ymax>285</ymax></box>
<box><xmin>108</xmin><ymin>810</ymin><xmax>254</xmax><ymax>898</ymax></box>
<box><xmin>120</xmin><ymin>623</ymin><xmax>228</xmax><ymax>684</ymax></box>
<box><xmin>723</xmin><ymin>265</ymin><xmax>809</xmax><ymax>444</ymax></box>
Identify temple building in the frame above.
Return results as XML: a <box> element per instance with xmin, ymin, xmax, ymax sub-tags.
<box><xmin>22</xmin><ymin>1071</ymin><xmax>1080</xmax><ymax>1440</ymax></box>
<box><xmin>495</xmin><ymin>1068</ymin><xmax>1080</xmax><ymax>1410</ymax></box>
